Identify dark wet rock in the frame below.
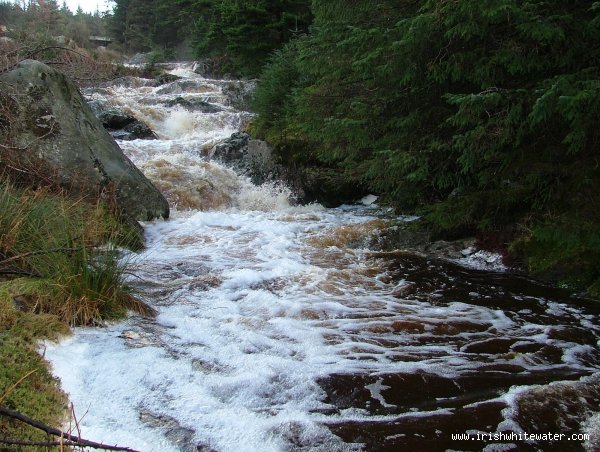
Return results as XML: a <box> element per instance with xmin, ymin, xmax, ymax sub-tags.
<box><xmin>210</xmin><ymin>132</ymin><xmax>370</xmax><ymax>205</ymax></box>
<box><xmin>391</xmin><ymin>282</ymin><xmax>418</xmax><ymax>298</ymax></box>
<box><xmin>94</xmin><ymin>106</ymin><xmax>157</xmax><ymax>140</ymax></box>
<box><xmin>546</xmin><ymin>326</ymin><xmax>598</xmax><ymax>344</ymax></box>
<box><xmin>192</xmin><ymin>59</ymin><xmax>214</xmax><ymax>77</ymax></box>
<box><xmin>165</xmin><ymin>427</ymin><xmax>196</xmax><ymax>450</ymax></box>
<box><xmin>124</xmin><ymin>120</ymin><xmax>158</xmax><ymax>139</ymax></box>
<box><xmin>156</xmin><ymin>73</ymin><xmax>181</xmax><ymax>86</ymax></box>
<box><xmin>296</xmin><ymin>166</ymin><xmax>367</xmax><ymax>207</ymax></box>
<box><xmin>87</xmin><ymin>99</ymin><xmax>111</xmax><ymax>117</ymax></box>
<box><xmin>211</xmin><ymin>132</ymin><xmax>250</xmax><ymax>163</ymax></box>
<box><xmin>377</xmin><ymin>223</ymin><xmax>481</xmax><ymax>263</ymax></box>
<box><xmin>210</xmin><ymin>132</ymin><xmax>296</xmax><ymax>190</ymax></box>
<box><xmin>191</xmin><ymin>359</ymin><xmax>228</xmax><ymax>374</ymax></box>
<box><xmin>0</xmin><ymin>60</ymin><xmax>168</xmax><ymax>220</ymax></box>
<box><xmin>222</xmin><ymin>80</ymin><xmax>255</xmax><ymax>111</ymax></box>
<box><xmin>196</xmin><ymin>444</ymin><xmax>218</xmax><ymax>452</ymax></box>
<box><xmin>164</xmin><ymin>96</ymin><xmax>222</xmax><ymax>113</ymax></box>
<box><xmin>109</xmin><ymin>130</ymin><xmax>135</xmax><ymax>141</ymax></box>
<box><xmin>192</xmin><ymin>58</ymin><xmax>226</xmax><ymax>79</ymax></box>
<box><xmin>156</xmin><ymin>79</ymin><xmax>210</xmax><ymax>95</ymax></box>
<box><xmin>425</xmin><ymin>239</ymin><xmax>476</xmax><ymax>260</ymax></box>
<box><xmin>461</xmin><ymin>338</ymin><xmax>518</xmax><ymax>354</ymax></box>
<box><xmin>139</xmin><ymin>409</ymin><xmax>197</xmax><ymax>451</ymax></box>
<box><xmin>98</xmin><ymin>108</ymin><xmax>137</xmax><ymax>129</ymax></box>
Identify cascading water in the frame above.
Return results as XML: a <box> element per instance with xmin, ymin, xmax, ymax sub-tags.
<box><xmin>46</xmin><ymin>64</ymin><xmax>600</xmax><ymax>452</ymax></box>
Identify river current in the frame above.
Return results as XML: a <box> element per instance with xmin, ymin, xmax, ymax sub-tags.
<box><xmin>46</xmin><ymin>64</ymin><xmax>600</xmax><ymax>452</ymax></box>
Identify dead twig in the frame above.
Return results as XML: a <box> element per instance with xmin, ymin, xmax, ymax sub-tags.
<box><xmin>0</xmin><ymin>405</ymin><xmax>140</xmax><ymax>452</ymax></box>
<box><xmin>0</xmin><ymin>370</ymin><xmax>37</xmax><ymax>405</ymax></box>
<box><xmin>0</xmin><ymin>247</ymin><xmax>87</xmax><ymax>267</ymax></box>
<box><xmin>0</xmin><ymin>437</ymin><xmax>139</xmax><ymax>451</ymax></box>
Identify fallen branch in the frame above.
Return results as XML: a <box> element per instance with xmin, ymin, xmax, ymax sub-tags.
<box><xmin>0</xmin><ymin>268</ymin><xmax>42</xmax><ymax>277</ymax></box>
<box><xmin>0</xmin><ymin>405</ymin><xmax>140</xmax><ymax>452</ymax></box>
<box><xmin>0</xmin><ymin>247</ymin><xmax>86</xmax><ymax>267</ymax></box>
<box><xmin>0</xmin><ymin>438</ymin><xmax>103</xmax><ymax>448</ymax></box>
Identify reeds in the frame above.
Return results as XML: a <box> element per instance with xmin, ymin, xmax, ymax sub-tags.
<box><xmin>0</xmin><ymin>178</ymin><xmax>152</xmax><ymax>326</ymax></box>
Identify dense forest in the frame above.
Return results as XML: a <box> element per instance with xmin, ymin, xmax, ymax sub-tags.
<box><xmin>1</xmin><ymin>0</ymin><xmax>598</xmax><ymax>296</ymax></box>
<box><xmin>107</xmin><ymin>0</ymin><xmax>312</xmax><ymax>75</ymax></box>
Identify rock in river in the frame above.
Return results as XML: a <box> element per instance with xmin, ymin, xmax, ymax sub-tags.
<box><xmin>0</xmin><ymin>60</ymin><xmax>169</xmax><ymax>220</ymax></box>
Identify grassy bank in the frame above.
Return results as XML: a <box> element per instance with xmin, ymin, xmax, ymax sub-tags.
<box><xmin>0</xmin><ymin>180</ymin><xmax>150</xmax><ymax>445</ymax></box>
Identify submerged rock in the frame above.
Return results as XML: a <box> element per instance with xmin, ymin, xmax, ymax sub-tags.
<box><xmin>93</xmin><ymin>106</ymin><xmax>157</xmax><ymax>140</ymax></box>
<box><xmin>0</xmin><ymin>60</ymin><xmax>169</xmax><ymax>220</ymax></box>
<box><xmin>123</xmin><ymin>120</ymin><xmax>157</xmax><ymax>140</ymax></box>
<box><xmin>164</xmin><ymin>96</ymin><xmax>222</xmax><ymax>113</ymax></box>
<box><xmin>156</xmin><ymin>79</ymin><xmax>210</xmax><ymax>95</ymax></box>
<box><xmin>155</xmin><ymin>73</ymin><xmax>181</xmax><ymax>86</ymax></box>
<box><xmin>98</xmin><ymin>107</ymin><xmax>137</xmax><ymax>129</ymax></box>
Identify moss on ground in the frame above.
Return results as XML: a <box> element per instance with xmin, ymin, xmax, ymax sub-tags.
<box><xmin>0</xmin><ymin>280</ymin><xmax>70</xmax><ymax>445</ymax></box>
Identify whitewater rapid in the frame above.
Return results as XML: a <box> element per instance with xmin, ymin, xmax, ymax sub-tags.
<box><xmin>45</xmin><ymin>63</ymin><xmax>600</xmax><ymax>452</ymax></box>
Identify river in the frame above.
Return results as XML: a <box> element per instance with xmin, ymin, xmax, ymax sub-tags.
<box><xmin>45</xmin><ymin>64</ymin><xmax>600</xmax><ymax>452</ymax></box>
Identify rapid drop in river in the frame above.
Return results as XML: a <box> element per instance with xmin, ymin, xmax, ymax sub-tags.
<box><xmin>46</xmin><ymin>64</ymin><xmax>600</xmax><ymax>452</ymax></box>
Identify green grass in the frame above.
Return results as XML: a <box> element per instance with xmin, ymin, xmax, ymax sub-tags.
<box><xmin>0</xmin><ymin>281</ymin><xmax>70</xmax><ymax>445</ymax></box>
<box><xmin>0</xmin><ymin>179</ymin><xmax>152</xmax><ymax>445</ymax></box>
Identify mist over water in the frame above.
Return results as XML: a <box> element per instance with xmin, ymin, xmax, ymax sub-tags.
<box><xmin>46</xmin><ymin>64</ymin><xmax>600</xmax><ymax>451</ymax></box>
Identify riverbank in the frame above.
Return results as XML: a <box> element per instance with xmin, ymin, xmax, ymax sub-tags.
<box><xmin>0</xmin><ymin>180</ymin><xmax>148</xmax><ymax>445</ymax></box>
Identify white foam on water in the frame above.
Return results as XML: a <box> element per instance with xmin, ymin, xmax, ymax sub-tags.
<box><xmin>365</xmin><ymin>379</ymin><xmax>395</xmax><ymax>408</ymax></box>
<box><xmin>162</xmin><ymin>108</ymin><xmax>198</xmax><ymax>137</ymax></box>
<box><xmin>455</xmin><ymin>250</ymin><xmax>508</xmax><ymax>271</ymax></box>
<box><xmin>360</xmin><ymin>194</ymin><xmax>378</xmax><ymax>206</ymax></box>
<box><xmin>583</xmin><ymin>412</ymin><xmax>600</xmax><ymax>451</ymax></box>
<box><xmin>167</xmin><ymin>66</ymin><xmax>201</xmax><ymax>79</ymax></box>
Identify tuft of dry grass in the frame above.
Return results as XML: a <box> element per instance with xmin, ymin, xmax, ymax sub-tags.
<box><xmin>0</xmin><ymin>178</ymin><xmax>152</xmax><ymax>325</ymax></box>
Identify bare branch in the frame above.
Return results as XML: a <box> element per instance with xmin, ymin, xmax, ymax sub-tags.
<box><xmin>0</xmin><ymin>405</ymin><xmax>140</xmax><ymax>452</ymax></box>
<box><xmin>0</xmin><ymin>247</ymin><xmax>86</xmax><ymax>267</ymax></box>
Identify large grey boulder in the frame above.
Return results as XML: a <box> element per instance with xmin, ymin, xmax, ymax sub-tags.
<box><xmin>210</xmin><ymin>132</ymin><xmax>367</xmax><ymax>206</ymax></box>
<box><xmin>0</xmin><ymin>60</ymin><xmax>169</xmax><ymax>220</ymax></box>
<box><xmin>210</xmin><ymin>132</ymin><xmax>279</xmax><ymax>185</ymax></box>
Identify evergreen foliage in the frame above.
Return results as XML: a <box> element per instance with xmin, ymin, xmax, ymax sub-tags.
<box><xmin>193</xmin><ymin>0</ymin><xmax>312</xmax><ymax>76</ymax></box>
<box><xmin>252</xmin><ymin>0</ymin><xmax>600</xmax><ymax>296</ymax></box>
<box><xmin>106</xmin><ymin>0</ymin><xmax>311</xmax><ymax>75</ymax></box>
